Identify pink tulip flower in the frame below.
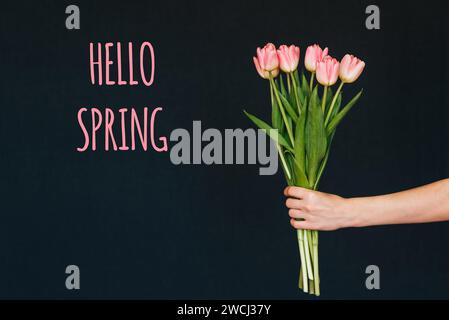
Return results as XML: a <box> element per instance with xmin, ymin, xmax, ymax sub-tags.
<box><xmin>277</xmin><ymin>45</ymin><xmax>300</xmax><ymax>73</ymax></box>
<box><xmin>339</xmin><ymin>54</ymin><xmax>365</xmax><ymax>83</ymax></box>
<box><xmin>253</xmin><ymin>43</ymin><xmax>280</xmax><ymax>79</ymax></box>
<box><xmin>316</xmin><ymin>57</ymin><xmax>340</xmax><ymax>86</ymax></box>
<box><xmin>304</xmin><ymin>44</ymin><xmax>329</xmax><ymax>72</ymax></box>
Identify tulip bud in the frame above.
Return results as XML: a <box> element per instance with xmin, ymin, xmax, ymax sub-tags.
<box><xmin>304</xmin><ymin>44</ymin><xmax>329</xmax><ymax>72</ymax></box>
<box><xmin>316</xmin><ymin>57</ymin><xmax>340</xmax><ymax>86</ymax></box>
<box><xmin>253</xmin><ymin>43</ymin><xmax>280</xmax><ymax>79</ymax></box>
<box><xmin>277</xmin><ymin>44</ymin><xmax>300</xmax><ymax>73</ymax></box>
<box><xmin>339</xmin><ymin>54</ymin><xmax>365</xmax><ymax>83</ymax></box>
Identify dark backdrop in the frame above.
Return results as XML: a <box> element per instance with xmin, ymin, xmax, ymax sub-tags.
<box><xmin>1</xmin><ymin>0</ymin><xmax>449</xmax><ymax>299</ymax></box>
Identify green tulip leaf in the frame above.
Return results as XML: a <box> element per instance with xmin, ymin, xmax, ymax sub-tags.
<box><xmin>301</xmin><ymin>73</ymin><xmax>309</xmax><ymax>95</ymax></box>
<box><xmin>293</xmin><ymin>97</ymin><xmax>308</xmax><ymax>187</ymax></box>
<box><xmin>279</xmin><ymin>75</ymin><xmax>287</xmax><ymax>96</ymax></box>
<box><xmin>305</xmin><ymin>87</ymin><xmax>327</xmax><ymax>187</ymax></box>
<box><xmin>279</xmin><ymin>92</ymin><xmax>299</xmax><ymax>122</ymax></box>
<box><xmin>294</xmin><ymin>158</ymin><xmax>310</xmax><ymax>188</ymax></box>
<box><xmin>326</xmin><ymin>89</ymin><xmax>363</xmax><ymax>135</ymax></box>
<box><xmin>331</xmin><ymin>92</ymin><xmax>342</xmax><ymax>119</ymax></box>
<box><xmin>244</xmin><ymin>110</ymin><xmax>294</xmax><ymax>152</ymax></box>
<box><xmin>293</xmin><ymin>69</ymin><xmax>300</xmax><ymax>83</ymax></box>
<box><xmin>314</xmin><ymin>131</ymin><xmax>335</xmax><ymax>190</ymax></box>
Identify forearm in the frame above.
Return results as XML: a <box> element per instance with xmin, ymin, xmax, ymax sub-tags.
<box><xmin>344</xmin><ymin>179</ymin><xmax>449</xmax><ymax>227</ymax></box>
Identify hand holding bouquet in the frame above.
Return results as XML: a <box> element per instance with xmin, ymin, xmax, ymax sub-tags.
<box><xmin>245</xmin><ymin>43</ymin><xmax>365</xmax><ymax>296</ymax></box>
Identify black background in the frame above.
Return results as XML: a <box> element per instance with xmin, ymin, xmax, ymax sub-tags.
<box><xmin>1</xmin><ymin>0</ymin><xmax>448</xmax><ymax>299</ymax></box>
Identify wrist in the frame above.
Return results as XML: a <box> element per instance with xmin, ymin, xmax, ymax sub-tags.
<box><xmin>338</xmin><ymin>197</ymin><xmax>365</xmax><ymax>228</ymax></box>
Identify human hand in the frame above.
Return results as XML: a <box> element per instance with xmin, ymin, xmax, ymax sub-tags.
<box><xmin>284</xmin><ymin>186</ymin><xmax>355</xmax><ymax>231</ymax></box>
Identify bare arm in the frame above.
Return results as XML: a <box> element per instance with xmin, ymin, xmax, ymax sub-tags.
<box><xmin>284</xmin><ymin>178</ymin><xmax>449</xmax><ymax>231</ymax></box>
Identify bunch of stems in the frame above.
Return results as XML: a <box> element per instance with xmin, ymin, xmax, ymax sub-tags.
<box><xmin>246</xmin><ymin>67</ymin><xmax>362</xmax><ymax>296</ymax></box>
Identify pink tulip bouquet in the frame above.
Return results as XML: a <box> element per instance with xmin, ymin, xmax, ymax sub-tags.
<box><xmin>245</xmin><ymin>43</ymin><xmax>365</xmax><ymax>296</ymax></box>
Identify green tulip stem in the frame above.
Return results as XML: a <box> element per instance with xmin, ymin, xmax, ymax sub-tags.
<box><xmin>309</xmin><ymin>72</ymin><xmax>315</xmax><ymax>91</ymax></box>
<box><xmin>313</xmin><ymin>231</ymin><xmax>320</xmax><ymax>296</ymax></box>
<box><xmin>276</xmin><ymin>143</ymin><xmax>292</xmax><ymax>181</ymax></box>
<box><xmin>297</xmin><ymin>230</ymin><xmax>308</xmax><ymax>292</ymax></box>
<box><xmin>325</xmin><ymin>81</ymin><xmax>344</xmax><ymax>125</ymax></box>
<box><xmin>321</xmin><ymin>86</ymin><xmax>328</xmax><ymax>113</ymax></box>
<box><xmin>303</xmin><ymin>230</ymin><xmax>314</xmax><ymax>280</ymax></box>
<box><xmin>287</xmin><ymin>73</ymin><xmax>291</xmax><ymax>93</ymax></box>
<box><xmin>289</xmin><ymin>72</ymin><xmax>301</xmax><ymax>114</ymax></box>
<box><xmin>269</xmin><ymin>76</ymin><xmax>295</xmax><ymax>146</ymax></box>
<box><xmin>270</xmin><ymin>82</ymin><xmax>292</xmax><ymax>182</ymax></box>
